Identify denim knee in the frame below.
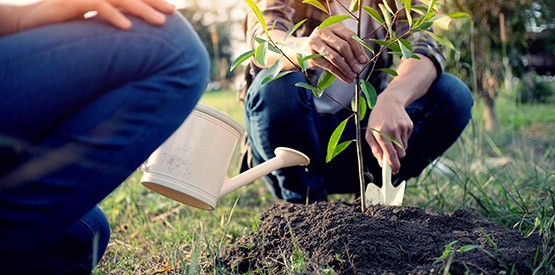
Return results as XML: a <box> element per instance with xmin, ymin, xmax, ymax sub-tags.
<box><xmin>151</xmin><ymin>13</ymin><xmax>210</xmax><ymax>104</ymax></box>
<box><xmin>433</xmin><ymin>73</ymin><xmax>474</xmax><ymax>127</ymax></box>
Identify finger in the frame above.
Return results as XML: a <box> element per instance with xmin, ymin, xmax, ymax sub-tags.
<box><xmin>315</xmin><ymin>43</ymin><xmax>357</xmax><ymax>80</ymax></box>
<box><xmin>143</xmin><ymin>0</ymin><xmax>176</xmax><ymax>14</ymax></box>
<box><xmin>114</xmin><ymin>0</ymin><xmax>167</xmax><ymax>26</ymax></box>
<box><xmin>310</xmin><ymin>58</ymin><xmax>353</xmax><ymax>83</ymax></box>
<box><xmin>374</xmin><ymin>132</ymin><xmax>401</xmax><ymax>173</ymax></box>
<box><xmin>326</xmin><ymin>29</ymin><xmax>364</xmax><ymax>73</ymax></box>
<box><xmin>309</xmin><ymin>31</ymin><xmax>357</xmax><ymax>79</ymax></box>
<box><xmin>92</xmin><ymin>1</ymin><xmax>132</xmax><ymax>29</ymax></box>
<box><xmin>319</xmin><ymin>27</ymin><xmax>364</xmax><ymax>74</ymax></box>
<box><xmin>333</xmin><ymin>27</ymin><xmax>369</xmax><ymax>65</ymax></box>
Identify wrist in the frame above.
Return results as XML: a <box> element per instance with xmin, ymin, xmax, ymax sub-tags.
<box><xmin>377</xmin><ymin>89</ymin><xmax>409</xmax><ymax>107</ymax></box>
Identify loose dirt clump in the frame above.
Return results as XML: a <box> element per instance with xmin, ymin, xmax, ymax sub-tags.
<box><xmin>218</xmin><ymin>201</ymin><xmax>543</xmax><ymax>274</ymax></box>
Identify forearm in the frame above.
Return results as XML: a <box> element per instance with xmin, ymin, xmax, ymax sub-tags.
<box><xmin>0</xmin><ymin>2</ymin><xmax>60</xmax><ymax>36</ymax></box>
<box><xmin>378</xmin><ymin>53</ymin><xmax>437</xmax><ymax>106</ymax></box>
<box><xmin>0</xmin><ymin>5</ymin><xmax>22</xmax><ymax>36</ymax></box>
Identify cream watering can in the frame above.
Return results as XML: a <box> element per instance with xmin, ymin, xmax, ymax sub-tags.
<box><xmin>140</xmin><ymin>103</ymin><xmax>310</xmax><ymax>210</ymax></box>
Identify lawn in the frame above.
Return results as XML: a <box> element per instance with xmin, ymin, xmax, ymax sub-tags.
<box><xmin>94</xmin><ymin>89</ymin><xmax>554</xmax><ymax>274</ymax></box>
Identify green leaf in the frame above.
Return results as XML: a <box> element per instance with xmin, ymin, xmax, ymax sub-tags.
<box><xmin>378</xmin><ymin>4</ymin><xmax>393</xmax><ymax>35</ymax></box>
<box><xmin>296</xmin><ymin>53</ymin><xmax>308</xmax><ymax>71</ymax></box>
<box><xmin>319</xmin><ymin>15</ymin><xmax>351</xmax><ymax>29</ymax></box>
<box><xmin>262</xmin><ymin>71</ymin><xmax>292</xmax><ymax>85</ymax></box>
<box><xmin>302</xmin><ymin>0</ymin><xmax>329</xmax><ymax>14</ymax></box>
<box><xmin>386</xmin><ymin>41</ymin><xmax>401</xmax><ymax>52</ymax></box>
<box><xmin>432</xmin><ymin>14</ymin><xmax>452</xmax><ymax>30</ymax></box>
<box><xmin>379</xmin><ymin>68</ymin><xmax>398</xmax><ymax>77</ymax></box>
<box><xmin>404</xmin><ymin>0</ymin><xmax>412</xmax><ymax>27</ymax></box>
<box><xmin>317</xmin><ymin>70</ymin><xmax>336</xmax><ymax>90</ymax></box>
<box><xmin>302</xmin><ymin>53</ymin><xmax>326</xmax><ymax>61</ymax></box>
<box><xmin>349</xmin><ymin>0</ymin><xmax>359</xmax><ymax>12</ymax></box>
<box><xmin>362</xmin><ymin>6</ymin><xmax>384</xmax><ymax>25</ymax></box>
<box><xmin>230</xmin><ymin>50</ymin><xmax>254</xmax><ymax>71</ymax></box>
<box><xmin>411</xmin><ymin>5</ymin><xmax>428</xmax><ymax>15</ymax></box>
<box><xmin>447</xmin><ymin>11</ymin><xmax>471</xmax><ymax>19</ymax></box>
<box><xmin>331</xmin><ymin>141</ymin><xmax>352</xmax><ymax>162</ymax></box>
<box><xmin>424</xmin><ymin>30</ymin><xmax>456</xmax><ymax>51</ymax></box>
<box><xmin>295</xmin><ymin>82</ymin><xmax>317</xmax><ymax>91</ymax></box>
<box><xmin>285</xmin><ymin>19</ymin><xmax>308</xmax><ymax>41</ymax></box>
<box><xmin>381</xmin><ymin>0</ymin><xmax>394</xmax><ymax>15</ymax></box>
<box><xmin>268</xmin><ymin>45</ymin><xmax>281</xmax><ymax>54</ymax></box>
<box><xmin>295</xmin><ymin>82</ymin><xmax>322</xmax><ymax>97</ymax></box>
<box><xmin>426</xmin><ymin>0</ymin><xmax>437</xmax><ymax>15</ymax></box>
<box><xmin>245</xmin><ymin>0</ymin><xmax>268</xmax><ymax>36</ymax></box>
<box><xmin>359</xmin><ymin>96</ymin><xmax>367</xmax><ymax>121</ymax></box>
<box><xmin>415</xmin><ymin>21</ymin><xmax>434</xmax><ymax>31</ymax></box>
<box><xmin>370</xmin><ymin>128</ymin><xmax>403</xmax><ymax>149</ymax></box>
<box><xmin>261</xmin><ymin>59</ymin><xmax>284</xmax><ymax>85</ymax></box>
<box><xmin>398</xmin><ymin>40</ymin><xmax>412</xmax><ymax>59</ymax></box>
<box><xmin>253</xmin><ymin>37</ymin><xmax>267</xmax><ymax>44</ymax></box>
<box><xmin>352</xmin><ymin>35</ymin><xmax>375</xmax><ymax>55</ymax></box>
<box><xmin>254</xmin><ymin>41</ymin><xmax>268</xmax><ymax>66</ymax></box>
<box><xmin>360</xmin><ymin>79</ymin><xmax>377</xmax><ymax>109</ymax></box>
<box><xmin>371</xmin><ymin>39</ymin><xmax>390</xmax><ymax>48</ymax></box>
<box><xmin>327</xmin><ymin>117</ymin><xmax>351</xmax><ymax>162</ymax></box>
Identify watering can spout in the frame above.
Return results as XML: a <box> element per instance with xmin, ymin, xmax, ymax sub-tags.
<box><xmin>220</xmin><ymin>147</ymin><xmax>310</xmax><ymax>197</ymax></box>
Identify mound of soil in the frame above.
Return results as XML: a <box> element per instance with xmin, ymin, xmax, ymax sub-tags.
<box><xmin>219</xmin><ymin>201</ymin><xmax>543</xmax><ymax>274</ymax></box>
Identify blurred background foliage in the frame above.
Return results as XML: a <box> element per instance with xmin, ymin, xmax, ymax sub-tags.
<box><xmin>178</xmin><ymin>0</ymin><xmax>554</xmax><ymax>131</ymax></box>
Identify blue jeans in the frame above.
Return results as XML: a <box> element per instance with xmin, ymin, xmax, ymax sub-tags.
<box><xmin>245</xmin><ymin>71</ymin><xmax>473</xmax><ymax>203</ymax></box>
<box><xmin>0</xmin><ymin>13</ymin><xmax>209</xmax><ymax>273</ymax></box>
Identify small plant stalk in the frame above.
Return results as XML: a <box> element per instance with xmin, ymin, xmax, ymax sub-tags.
<box><xmin>355</xmin><ymin>0</ymin><xmax>366</xmax><ymax>212</ymax></box>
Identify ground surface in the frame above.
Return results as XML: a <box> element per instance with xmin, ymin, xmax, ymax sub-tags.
<box><xmin>219</xmin><ymin>201</ymin><xmax>543</xmax><ymax>274</ymax></box>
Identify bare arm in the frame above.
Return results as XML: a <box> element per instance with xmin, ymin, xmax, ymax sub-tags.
<box><xmin>0</xmin><ymin>0</ymin><xmax>176</xmax><ymax>37</ymax></box>
<box><xmin>365</xmin><ymin>53</ymin><xmax>437</xmax><ymax>173</ymax></box>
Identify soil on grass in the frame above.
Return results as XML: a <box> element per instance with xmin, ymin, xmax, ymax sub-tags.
<box><xmin>218</xmin><ymin>201</ymin><xmax>544</xmax><ymax>274</ymax></box>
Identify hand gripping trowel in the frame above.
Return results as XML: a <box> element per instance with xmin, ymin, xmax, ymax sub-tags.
<box><xmin>364</xmin><ymin>155</ymin><xmax>407</xmax><ymax>206</ymax></box>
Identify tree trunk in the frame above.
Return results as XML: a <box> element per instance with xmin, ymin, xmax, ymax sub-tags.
<box><xmin>482</xmin><ymin>93</ymin><xmax>498</xmax><ymax>131</ymax></box>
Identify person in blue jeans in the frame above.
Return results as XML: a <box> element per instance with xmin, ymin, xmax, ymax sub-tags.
<box><xmin>243</xmin><ymin>0</ymin><xmax>473</xmax><ymax>203</ymax></box>
<box><xmin>0</xmin><ymin>0</ymin><xmax>209</xmax><ymax>273</ymax></box>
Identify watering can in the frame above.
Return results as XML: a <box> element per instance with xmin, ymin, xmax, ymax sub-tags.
<box><xmin>140</xmin><ymin>103</ymin><xmax>310</xmax><ymax>210</ymax></box>
<box><xmin>364</xmin><ymin>155</ymin><xmax>406</xmax><ymax>206</ymax></box>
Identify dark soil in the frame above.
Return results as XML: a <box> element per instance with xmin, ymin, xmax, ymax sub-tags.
<box><xmin>218</xmin><ymin>201</ymin><xmax>543</xmax><ymax>274</ymax></box>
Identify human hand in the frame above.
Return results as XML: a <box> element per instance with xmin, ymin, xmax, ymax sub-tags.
<box><xmin>16</xmin><ymin>0</ymin><xmax>176</xmax><ymax>32</ymax></box>
<box><xmin>300</xmin><ymin>23</ymin><xmax>369</xmax><ymax>83</ymax></box>
<box><xmin>365</xmin><ymin>93</ymin><xmax>413</xmax><ymax>174</ymax></box>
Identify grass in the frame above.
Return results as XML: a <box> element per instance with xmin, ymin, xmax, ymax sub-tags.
<box><xmin>94</xmin><ymin>89</ymin><xmax>554</xmax><ymax>274</ymax></box>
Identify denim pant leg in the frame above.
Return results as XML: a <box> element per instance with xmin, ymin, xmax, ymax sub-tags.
<box><xmin>35</xmin><ymin>205</ymin><xmax>111</xmax><ymax>274</ymax></box>
<box><xmin>245</xmin><ymin>71</ymin><xmax>327</xmax><ymax>202</ymax></box>
<box><xmin>0</xmin><ymin>13</ymin><xmax>209</xmax><ymax>273</ymax></box>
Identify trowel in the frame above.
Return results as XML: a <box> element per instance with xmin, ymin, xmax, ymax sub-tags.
<box><xmin>364</xmin><ymin>155</ymin><xmax>406</xmax><ymax>206</ymax></box>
